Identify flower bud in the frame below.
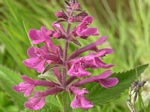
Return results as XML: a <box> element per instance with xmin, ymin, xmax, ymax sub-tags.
<box><xmin>74</xmin><ymin>3</ymin><xmax>80</xmax><ymax>9</ymax></box>
<box><xmin>55</xmin><ymin>11</ymin><xmax>64</xmax><ymax>18</ymax></box>
<box><xmin>53</xmin><ymin>32</ymin><xmax>61</xmax><ymax>39</ymax></box>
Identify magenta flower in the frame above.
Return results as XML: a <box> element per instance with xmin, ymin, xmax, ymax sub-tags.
<box><xmin>13</xmin><ymin>76</ymin><xmax>35</xmax><ymax>97</ymax></box>
<box><xmin>25</xmin><ymin>87</ymin><xmax>62</xmax><ymax>110</ymax></box>
<box><xmin>13</xmin><ymin>0</ymin><xmax>118</xmax><ymax>111</ymax></box>
<box><xmin>12</xmin><ymin>75</ymin><xmax>56</xmax><ymax>97</ymax></box>
<box><xmin>73</xmin><ymin>70</ymin><xmax>118</xmax><ymax>88</ymax></box>
<box><xmin>68</xmin><ymin>36</ymin><xmax>108</xmax><ymax>60</ymax></box>
<box><xmin>68</xmin><ymin>59</ymin><xmax>91</xmax><ymax>77</ymax></box>
<box><xmin>80</xmin><ymin>49</ymin><xmax>114</xmax><ymax>69</ymax></box>
<box><xmin>68</xmin><ymin>44</ymin><xmax>114</xmax><ymax>77</ymax></box>
<box><xmin>23</xmin><ymin>46</ymin><xmax>61</xmax><ymax>73</ymax></box>
<box><xmin>28</xmin><ymin>26</ymin><xmax>50</xmax><ymax>44</ymax></box>
<box><xmin>24</xmin><ymin>96</ymin><xmax>45</xmax><ymax>110</ymax></box>
<box><xmin>13</xmin><ymin>82</ymin><xmax>34</xmax><ymax>97</ymax></box>
<box><xmin>55</xmin><ymin>11</ymin><xmax>67</xmax><ymax>19</ymax></box>
<box><xmin>70</xmin><ymin>87</ymin><xmax>93</xmax><ymax>109</ymax></box>
<box><xmin>95</xmin><ymin>70</ymin><xmax>119</xmax><ymax>88</ymax></box>
<box><xmin>75</xmin><ymin>16</ymin><xmax>99</xmax><ymax>39</ymax></box>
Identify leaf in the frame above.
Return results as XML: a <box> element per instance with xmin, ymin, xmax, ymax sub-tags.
<box><xmin>85</xmin><ymin>64</ymin><xmax>149</xmax><ymax>105</ymax></box>
<box><xmin>0</xmin><ymin>65</ymin><xmax>27</xmax><ymax>109</ymax></box>
<box><xmin>21</xmin><ymin>104</ymin><xmax>60</xmax><ymax>112</ymax></box>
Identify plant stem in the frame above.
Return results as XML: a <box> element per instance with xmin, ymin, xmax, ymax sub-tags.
<box><xmin>62</xmin><ymin>23</ymin><xmax>71</xmax><ymax>88</ymax></box>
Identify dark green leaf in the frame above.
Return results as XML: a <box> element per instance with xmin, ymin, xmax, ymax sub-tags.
<box><xmin>85</xmin><ymin>64</ymin><xmax>148</xmax><ymax>105</ymax></box>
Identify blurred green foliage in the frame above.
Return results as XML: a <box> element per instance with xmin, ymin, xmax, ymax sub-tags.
<box><xmin>0</xmin><ymin>0</ymin><xmax>150</xmax><ymax>112</ymax></box>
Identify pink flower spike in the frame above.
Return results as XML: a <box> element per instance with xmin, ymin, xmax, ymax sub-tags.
<box><xmin>70</xmin><ymin>87</ymin><xmax>93</xmax><ymax>109</ymax></box>
<box><xmin>24</xmin><ymin>96</ymin><xmax>45</xmax><ymax>110</ymax></box>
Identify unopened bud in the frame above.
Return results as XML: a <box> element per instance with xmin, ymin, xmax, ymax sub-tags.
<box><xmin>53</xmin><ymin>32</ymin><xmax>61</xmax><ymax>39</ymax></box>
<box><xmin>74</xmin><ymin>3</ymin><xmax>80</xmax><ymax>9</ymax></box>
<box><xmin>69</xmin><ymin>17</ymin><xmax>74</xmax><ymax>23</ymax></box>
<box><xmin>55</xmin><ymin>11</ymin><xmax>64</xmax><ymax>18</ymax></box>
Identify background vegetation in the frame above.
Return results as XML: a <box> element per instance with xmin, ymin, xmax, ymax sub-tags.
<box><xmin>0</xmin><ymin>0</ymin><xmax>150</xmax><ymax>112</ymax></box>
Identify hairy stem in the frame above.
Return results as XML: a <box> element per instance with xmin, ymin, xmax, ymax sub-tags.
<box><xmin>62</xmin><ymin>23</ymin><xmax>71</xmax><ymax>112</ymax></box>
<box><xmin>62</xmin><ymin>23</ymin><xmax>71</xmax><ymax>88</ymax></box>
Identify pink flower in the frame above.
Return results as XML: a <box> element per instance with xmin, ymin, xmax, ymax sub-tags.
<box><xmin>68</xmin><ymin>36</ymin><xmax>108</xmax><ymax>60</ymax></box>
<box><xmin>73</xmin><ymin>70</ymin><xmax>118</xmax><ymax>88</ymax></box>
<box><xmin>12</xmin><ymin>76</ymin><xmax>55</xmax><ymax>97</ymax></box>
<box><xmin>81</xmin><ymin>48</ymin><xmax>114</xmax><ymax>69</ymax></box>
<box><xmin>55</xmin><ymin>11</ymin><xmax>68</xmax><ymax>19</ymax></box>
<box><xmin>95</xmin><ymin>70</ymin><xmax>118</xmax><ymax>88</ymax></box>
<box><xmin>70</xmin><ymin>87</ymin><xmax>93</xmax><ymax>109</ymax></box>
<box><xmin>24</xmin><ymin>96</ymin><xmax>45</xmax><ymax>110</ymax></box>
<box><xmin>52</xmin><ymin>22</ymin><xmax>65</xmax><ymax>36</ymax></box>
<box><xmin>68</xmin><ymin>60</ymin><xmax>91</xmax><ymax>77</ymax></box>
<box><xmin>68</xmin><ymin>48</ymin><xmax>114</xmax><ymax>77</ymax></box>
<box><xmin>23</xmin><ymin>46</ymin><xmax>61</xmax><ymax>73</ymax></box>
<box><xmin>12</xmin><ymin>76</ymin><xmax>35</xmax><ymax>97</ymax></box>
<box><xmin>12</xmin><ymin>0</ymin><xmax>119</xmax><ymax>110</ymax></box>
<box><xmin>29</xmin><ymin>26</ymin><xmax>51</xmax><ymax>44</ymax></box>
<box><xmin>75</xmin><ymin>16</ymin><xmax>99</xmax><ymax>38</ymax></box>
<box><xmin>25</xmin><ymin>87</ymin><xmax>62</xmax><ymax>110</ymax></box>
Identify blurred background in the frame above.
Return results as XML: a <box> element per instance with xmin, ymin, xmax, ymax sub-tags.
<box><xmin>0</xmin><ymin>0</ymin><xmax>150</xmax><ymax>112</ymax></box>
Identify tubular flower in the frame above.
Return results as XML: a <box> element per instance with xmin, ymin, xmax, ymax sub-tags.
<box><xmin>70</xmin><ymin>86</ymin><xmax>93</xmax><ymax>109</ymax></box>
<box><xmin>12</xmin><ymin>0</ymin><xmax>118</xmax><ymax>111</ymax></box>
<box><xmin>24</xmin><ymin>96</ymin><xmax>45</xmax><ymax>110</ymax></box>
<box><xmin>13</xmin><ymin>75</ymin><xmax>56</xmax><ymax>97</ymax></box>
<box><xmin>73</xmin><ymin>70</ymin><xmax>118</xmax><ymax>88</ymax></box>
<box><xmin>23</xmin><ymin>45</ymin><xmax>62</xmax><ymax>73</ymax></box>
<box><xmin>74</xmin><ymin>16</ymin><xmax>99</xmax><ymax>39</ymax></box>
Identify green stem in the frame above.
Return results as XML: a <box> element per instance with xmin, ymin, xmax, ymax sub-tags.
<box><xmin>62</xmin><ymin>23</ymin><xmax>71</xmax><ymax>112</ymax></box>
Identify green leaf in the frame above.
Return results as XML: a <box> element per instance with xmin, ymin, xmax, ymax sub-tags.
<box><xmin>85</xmin><ymin>64</ymin><xmax>149</xmax><ymax>105</ymax></box>
<box><xmin>0</xmin><ymin>66</ymin><xmax>27</xmax><ymax>109</ymax></box>
<box><xmin>21</xmin><ymin>104</ymin><xmax>60</xmax><ymax>112</ymax></box>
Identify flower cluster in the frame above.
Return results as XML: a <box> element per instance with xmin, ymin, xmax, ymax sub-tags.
<box><xmin>13</xmin><ymin>0</ymin><xmax>118</xmax><ymax>110</ymax></box>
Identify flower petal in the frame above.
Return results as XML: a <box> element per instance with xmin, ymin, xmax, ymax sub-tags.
<box><xmin>68</xmin><ymin>63</ymin><xmax>91</xmax><ymax>77</ymax></box>
<box><xmin>23</xmin><ymin>58</ymin><xmax>46</xmax><ymax>73</ymax></box>
<box><xmin>99</xmin><ymin>78</ymin><xmax>119</xmax><ymax>88</ymax></box>
<box><xmin>27</xmin><ymin>47</ymin><xmax>37</xmax><ymax>58</ymax></box>
<box><xmin>78</xmin><ymin>28</ymin><xmax>99</xmax><ymax>37</ymax></box>
<box><xmin>24</xmin><ymin>97</ymin><xmax>45</xmax><ymax>110</ymax></box>
<box><xmin>28</xmin><ymin>29</ymin><xmax>45</xmax><ymax>44</ymax></box>
<box><xmin>12</xmin><ymin>82</ymin><xmax>34</xmax><ymax>97</ymax></box>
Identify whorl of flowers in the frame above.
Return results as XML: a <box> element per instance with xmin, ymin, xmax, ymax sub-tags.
<box><xmin>12</xmin><ymin>0</ymin><xmax>118</xmax><ymax>110</ymax></box>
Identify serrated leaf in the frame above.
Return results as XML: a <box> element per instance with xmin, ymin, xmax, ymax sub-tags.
<box><xmin>85</xmin><ymin>64</ymin><xmax>148</xmax><ymax>105</ymax></box>
<box><xmin>21</xmin><ymin>104</ymin><xmax>60</xmax><ymax>112</ymax></box>
<box><xmin>0</xmin><ymin>66</ymin><xmax>27</xmax><ymax>109</ymax></box>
